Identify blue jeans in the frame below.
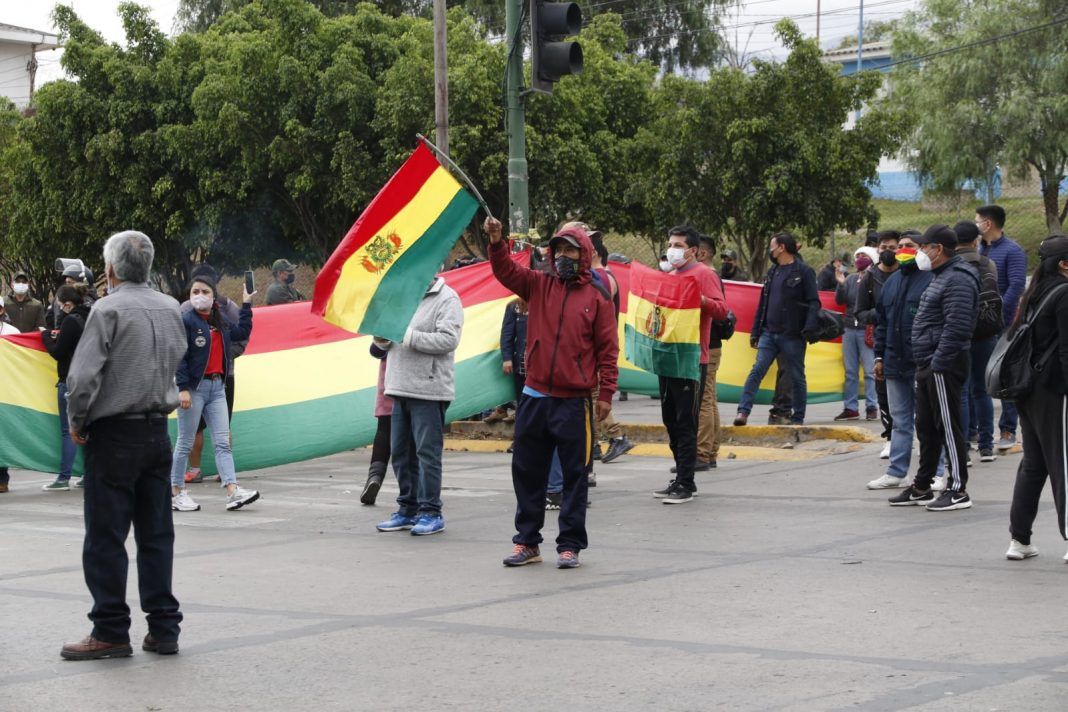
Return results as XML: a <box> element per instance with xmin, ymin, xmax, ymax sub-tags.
<box><xmin>961</xmin><ymin>336</ymin><xmax>996</xmax><ymax>450</ymax></box>
<box><xmin>170</xmin><ymin>378</ymin><xmax>237</xmax><ymax>487</ymax></box>
<box><xmin>547</xmin><ymin>449</ymin><xmax>563</xmax><ymax>494</ymax></box>
<box><xmin>886</xmin><ymin>376</ymin><xmax>945</xmax><ymax>479</ymax></box>
<box><xmin>57</xmin><ymin>381</ymin><xmax>78</xmax><ymax>481</ymax></box>
<box><xmin>841</xmin><ymin>328</ymin><xmax>876</xmax><ymax>412</ymax></box>
<box><xmin>999</xmin><ymin>400</ymin><xmax>1018</xmax><ymax>437</ymax></box>
<box><xmin>391</xmin><ymin>397</ymin><xmax>448</xmax><ymax>517</ymax></box>
<box><xmin>738</xmin><ymin>332</ymin><xmax>808</xmax><ymax>422</ymax></box>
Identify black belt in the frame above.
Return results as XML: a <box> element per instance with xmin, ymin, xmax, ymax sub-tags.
<box><xmin>204</xmin><ymin>373</ymin><xmax>225</xmax><ymax>381</ymax></box>
<box><xmin>117</xmin><ymin>412</ymin><xmax>167</xmax><ymax>421</ymax></box>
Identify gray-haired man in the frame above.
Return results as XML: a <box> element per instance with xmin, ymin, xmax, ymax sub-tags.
<box><xmin>61</xmin><ymin>231</ymin><xmax>188</xmax><ymax>660</ymax></box>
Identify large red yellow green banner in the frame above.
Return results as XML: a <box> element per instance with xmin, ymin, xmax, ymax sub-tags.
<box><xmin>0</xmin><ymin>253</ymin><xmax>848</xmax><ymax>476</ymax></box>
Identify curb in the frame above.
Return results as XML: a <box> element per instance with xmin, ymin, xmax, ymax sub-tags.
<box><xmin>447</xmin><ymin>421</ymin><xmax>879</xmax><ymax>445</ymax></box>
<box><xmin>443</xmin><ymin>438</ymin><xmax>862</xmax><ymax>461</ymax></box>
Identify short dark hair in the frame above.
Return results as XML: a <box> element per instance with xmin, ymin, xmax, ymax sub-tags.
<box><xmin>698</xmin><ymin>234</ymin><xmax>716</xmax><ymax>256</ymax></box>
<box><xmin>668</xmin><ymin>225</ymin><xmax>700</xmax><ymax>249</ymax></box>
<box><xmin>591</xmin><ymin>234</ymin><xmax>609</xmax><ymax>265</ymax></box>
<box><xmin>56</xmin><ymin>284</ymin><xmax>86</xmax><ymax>304</ymax></box>
<box><xmin>865</xmin><ymin>230</ymin><xmax>880</xmax><ymax>247</ymax></box>
<box><xmin>976</xmin><ymin>204</ymin><xmax>1006</xmax><ymax>229</ymax></box>
<box><xmin>771</xmin><ymin>232</ymin><xmax>799</xmax><ymax>255</ymax></box>
<box><xmin>876</xmin><ymin>230</ymin><xmax>901</xmax><ymax>245</ymax></box>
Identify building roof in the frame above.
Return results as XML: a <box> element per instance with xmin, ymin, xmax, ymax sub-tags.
<box><xmin>822</xmin><ymin>41</ymin><xmax>892</xmax><ymax>62</ymax></box>
<box><xmin>0</xmin><ymin>22</ymin><xmax>60</xmax><ymax>50</ymax></box>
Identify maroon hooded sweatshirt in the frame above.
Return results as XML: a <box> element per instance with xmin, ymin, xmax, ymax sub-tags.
<box><xmin>488</xmin><ymin>226</ymin><xmax>619</xmax><ymax>404</ymax></box>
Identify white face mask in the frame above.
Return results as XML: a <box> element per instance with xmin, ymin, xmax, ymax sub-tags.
<box><xmin>12</xmin><ymin>283</ymin><xmax>28</xmax><ymax>295</ymax></box>
<box><xmin>666</xmin><ymin>247</ymin><xmax>688</xmax><ymax>266</ymax></box>
<box><xmin>190</xmin><ymin>294</ymin><xmax>214</xmax><ymax>312</ymax></box>
<box><xmin>659</xmin><ymin>259</ymin><xmax>674</xmax><ymax>273</ymax></box>
<box><xmin>915</xmin><ymin>249</ymin><xmax>933</xmax><ymax>271</ymax></box>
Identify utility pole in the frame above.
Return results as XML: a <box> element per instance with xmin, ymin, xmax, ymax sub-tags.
<box><xmin>816</xmin><ymin>0</ymin><xmax>821</xmax><ymax>44</ymax></box>
<box><xmin>855</xmin><ymin>0</ymin><xmax>864</xmax><ymax>122</ymax></box>
<box><xmin>433</xmin><ymin>0</ymin><xmax>449</xmax><ymax>153</ymax></box>
<box><xmin>505</xmin><ymin>0</ymin><xmax>529</xmax><ymax>237</ymax></box>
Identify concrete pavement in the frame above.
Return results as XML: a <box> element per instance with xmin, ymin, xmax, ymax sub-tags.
<box><xmin>1</xmin><ymin>435</ymin><xmax>1064</xmax><ymax>711</ymax></box>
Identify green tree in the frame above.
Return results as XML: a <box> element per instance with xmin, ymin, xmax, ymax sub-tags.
<box><xmin>627</xmin><ymin>20</ymin><xmax>908</xmax><ymax>277</ymax></box>
<box><xmin>835</xmin><ymin>19</ymin><xmax>899</xmax><ymax>49</ymax></box>
<box><xmin>890</xmin><ymin>0</ymin><xmax>1068</xmax><ymax>232</ymax></box>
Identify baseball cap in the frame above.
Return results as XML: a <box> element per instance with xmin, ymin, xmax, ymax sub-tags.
<box><xmin>722</xmin><ymin>249</ymin><xmax>738</xmax><ymax>260</ymax></box>
<box><xmin>951</xmin><ymin>221</ymin><xmax>980</xmax><ymax>245</ymax></box>
<box><xmin>915</xmin><ymin>224</ymin><xmax>958</xmax><ymax>249</ymax></box>
<box><xmin>1039</xmin><ymin>235</ymin><xmax>1068</xmax><ymax>260</ymax></box>
<box><xmin>13</xmin><ymin>270</ymin><xmax>28</xmax><ymax>281</ymax></box>
<box><xmin>560</xmin><ymin>221</ymin><xmax>601</xmax><ymax>242</ymax></box>
<box><xmin>272</xmin><ymin>258</ymin><xmax>297</xmax><ymax>273</ymax></box>
<box><xmin>549</xmin><ymin>225</ymin><xmax>586</xmax><ymax>251</ymax></box>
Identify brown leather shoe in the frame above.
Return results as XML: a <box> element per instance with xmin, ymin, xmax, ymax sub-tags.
<box><xmin>733</xmin><ymin>412</ymin><xmax>748</xmax><ymax>426</ymax></box>
<box><xmin>142</xmin><ymin>634</ymin><xmax>179</xmax><ymax>655</ymax></box>
<box><xmin>0</xmin><ymin>483</ymin><xmax>8</xmax><ymax>493</ymax></box>
<box><xmin>61</xmin><ymin>635</ymin><xmax>133</xmax><ymax>661</ymax></box>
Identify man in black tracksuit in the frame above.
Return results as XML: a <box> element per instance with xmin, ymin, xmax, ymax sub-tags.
<box><xmin>889</xmin><ymin>225</ymin><xmax>979</xmax><ymax>511</ymax></box>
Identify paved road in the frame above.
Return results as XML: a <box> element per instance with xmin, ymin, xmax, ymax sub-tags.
<box><xmin>1</xmin><ymin>439</ymin><xmax>1063</xmax><ymax>711</ymax></box>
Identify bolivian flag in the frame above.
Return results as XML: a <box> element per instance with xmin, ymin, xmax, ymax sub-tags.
<box><xmin>312</xmin><ymin>143</ymin><xmax>479</xmax><ymax>342</ymax></box>
<box><xmin>624</xmin><ymin>262</ymin><xmax>702</xmax><ymax>381</ymax></box>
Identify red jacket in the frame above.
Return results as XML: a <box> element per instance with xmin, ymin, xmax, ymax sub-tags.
<box><xmin>488</xmin><ymin>228</ymin><xmax>619</xmax><ymax>403</ymax></box>
<box><xmin>673</xmin><ymin>262</ymin><xmax>728</xmax><ymax>364</ymax></box>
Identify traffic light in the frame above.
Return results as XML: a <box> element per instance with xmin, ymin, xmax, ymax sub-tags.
<box><xmin>529</xmin><ymin>0</ymin><xmax>583</xmax><ymax>94</ymax></box>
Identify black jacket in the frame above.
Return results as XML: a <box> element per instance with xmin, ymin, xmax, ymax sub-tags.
<box><xmin>910</xmin><ymin>255</ymin><xmax>979</xmax><ymax>372</ymax></box>
<box><xmin>855</xmin><ymin>266</ymin><xmax>894</xmax><ymax>327</ymax></box>
<box><xmin>753</xmin><ymin>260</ymin><xmax>821</xmax><ymax>340</ymax></box>
<box><xmin>1026</xmin><ymin>276</ymin><xmax>1068</xmax><ymax>395</ymax></box>
<box><xmin>41</xmin><ymin>303</ymin><xmax>91</xmax><ymax>381</ymax></box>
<box><xmin>874</xmin><ymin>264</ymin><xmax>934</xmax><ymax>380</ymax></box>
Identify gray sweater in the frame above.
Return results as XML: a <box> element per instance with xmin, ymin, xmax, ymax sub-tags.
<box><xmin>382</xmin><ymin>278</ymin><xmax>463</xmax><ymax>402</ymax></box>
<box><xmin>66</xmin><ymin>282</ymin><xmax>187</xmax><ymax>432</ymax></box>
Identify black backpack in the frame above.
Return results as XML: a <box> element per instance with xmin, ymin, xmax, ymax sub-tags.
<box><xmin>710</xmin><ymin>270</ymin><xmax>735</xmax><ymax>340</ymax></box>
<box><xmin>985</xmin><ymin>283</ymin><xmax>1068</xmax><ymax>401</ymax></box>
<box><xmin>973</xmin><ymin>259</ymin><xmax>1004</xmax><ymax>339</ymax></box>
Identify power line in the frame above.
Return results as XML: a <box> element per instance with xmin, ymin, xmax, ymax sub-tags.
<box><xmin>882</xmin><ymin>14</ymin><xmax>1068</xmax><ymax>70</ymax></box>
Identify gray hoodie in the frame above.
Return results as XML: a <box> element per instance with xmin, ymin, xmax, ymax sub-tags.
<box><xmin>381</xmin><ymin>278</ymin><xmax>463</xmax><ymax>401</ymax></box>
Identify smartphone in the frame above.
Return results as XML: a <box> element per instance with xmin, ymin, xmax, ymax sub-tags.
<box><xmin>244</xmin><ymin>270</ymin><xmax>255</xmax><ymax>294</ymax></box>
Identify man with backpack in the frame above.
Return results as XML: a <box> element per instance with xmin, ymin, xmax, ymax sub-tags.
<box><xmin>953</xmin><ymin>221</ymin><xmax>1002</xmax><ymax>463</ymax></box>
<box><xmin>695</xmin><ymin>234</ymin><xmax>732</xmax><ymax>471</ymax></box>
<box><xmin>887</xmin><ymin>225</ymin><xmax>979</xmax><ymax>511</ymax></box>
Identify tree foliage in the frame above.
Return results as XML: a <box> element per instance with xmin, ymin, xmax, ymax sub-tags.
<box><xmin>889</xmin><ymin>0</ymin><xmax>1068</xmax><ymax>232</ymax></box>
<box><xmin>626</xmin><ymin>20</ymin><xmax>908</xmax><ymax>276</ymax></box>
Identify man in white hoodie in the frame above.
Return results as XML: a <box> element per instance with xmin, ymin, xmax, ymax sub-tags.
<box><xmin>372</xmin><ymin>277</ymin><xmax>463</xmax><ymax>537</ymax></box>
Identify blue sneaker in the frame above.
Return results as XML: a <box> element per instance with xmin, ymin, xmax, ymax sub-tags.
<box><xmin>411</xmin><ymin>513</ymin><xmax>445</xmax><ymax>536</ymax></box>
<box><xmin>376</xmin><ymin>512</ymin><xmax>417</xmax><ymax>532</ymax></box>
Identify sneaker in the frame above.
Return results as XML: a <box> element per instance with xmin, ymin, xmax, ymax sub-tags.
<box><xmin>888</xmin><ymin>485</ymin><xmax>934</xmax><ymax>506</ymax></box>
<box><xmin>1063</xmin><ymin>546</ymin><xmax>1068</xmax><ymax>563</ymax></box>
<box><xmin>142</xmin><ymin>634</ymin><xmax>179</xmax><ymax>655</ymax></box>
<box><xmin>557</xmin><ymin>550</ymin><xmax>581</xmax><ymax>568</ymax></box>
<box><xmin>931</xmin><ymin>476</ymin><xmax>947</xmax><ymax>492</ymax></box>
<box><xmin>503</xmin><ymin>544</ymin><xmax>542</xmax><ymax>567</ymax></box>
<box><xmin>980</xmin><ymin>448</ymin><xmax>997</xmax><ymax>463</ymax></box>
<box><xmin>653</xmin><ymin>480</ymin><xmax>678</xmax><ymax>498</ymax></box>
<box><xmin>411</xmin><ymin>513</ymin><xmax>445</xmax><ymax>536</ymax></box>
<box><xmin>376</xmin><ymin>512</ymin><xmax>417</xmax><ymax>532</ymax></box>
<box><xmin>587</xmin><ymin>471</ymin><xmax>597</xmax><ymax>487</ymax></box>
<box><xmin>601</xmin><ymin>435</ymin><xmax>635</xmax><ymax>464</ymax></box>
<box><xmin>360</xmin><ymin>474</ymin><xmax>383</xmax><ymax>506</ymax></box>
<box><xmin>545</xmin><ymin>491</ymin><xmax>562</xmax><ymax>510</ymax></box>
<box><xmin>172</xmin><ymin>490</ymin><xmax>200</xmax><ymax>512</ymax></box>
<box><xmin>483</xmin><ymin>408</ymin><xmax>507</xmax><ymax>424</ymax></box>
<box><xmin>879</xmin><ymin>442</ymin><xmax>891</xmax><ymax>459</ymax></box>
<box><xmin>42</xmin><ymin>479</ymin><xmax>70</xmax><ymax>491</ymax></box>
<box><xmin>592</xmin><ymin>442</ymin><xmax>602</xmax><ymax>461</ymax></box>
<box><xmin>502</xmin><ymin>413</ymin><xmax>515</xmax><ymax>424</ymax></box>
<box><xmin>662</xmin><ymin>484</ymin><xmax>694</xmax><ymax>504</ymax></box>
<box><xmin>73</xmin><ymin>477</ymin><xmax>85</xmax><ymax>489</ymax></box>
<box><xmin>997</xmin><ymin>431</ymin><xmax>1016</xmax><ymax>451</ymax></box>
<box><xmin>225</xmin><ymin>486</ymin><xmax>260</xmax><ymax>511</ymax></box>
<box><xmin>184</xmin><ymin>468</ymin><xmax>203</xmax><ymax>484</ymax></box>
<box><xmin>867</xmin><ymin>474</ymin><xmax>906</xmax><ymax>490</ymax></box>
<box><xmin>733</xmin><ymin>412</ymin><xmax>749</xmax><ymax>426</ymax></box>
<box><xmin>1005</xmin><ymin>540</ymin><xmax>1038</xmax><ymax>560</ymax></box>
<box><xmin>926</xmin><ymin>490</ymin><xmax>972</xmax><ymax>511</ymax></box>
<box><xmin>833</xmin><ymin>409</ymin><xmax>860</xmax><ymax>421</ymax></box>
<box><xmin>866</xmin><ymin>406</ymin><xmax>879</xmax><ymax>421</ymax></box>
<box><xmin>767</xmin><ymin>414</ymin><xmax>786</xmax><ymax>425</ymax></box>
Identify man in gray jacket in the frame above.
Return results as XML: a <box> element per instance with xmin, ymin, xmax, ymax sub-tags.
<box><xmin>61</xmin><ymin>230</ymin><xmax>187</xmax><ymax>660</ymax></box>
<box><xmin>373</xmin><ymin>276</ymin><xmax>463</xmax><ymax>536</ymax></box>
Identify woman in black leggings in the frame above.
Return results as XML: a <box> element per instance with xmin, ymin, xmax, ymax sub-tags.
<box><xmin>361</xmin><ymin>341</ymin><xmax>394</xmax><ymax>505</ymax></box>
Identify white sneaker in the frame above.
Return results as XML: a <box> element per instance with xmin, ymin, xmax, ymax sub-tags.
<box><xmin>931</xmin><ymin>476</ymin><xmax>947</xmax><ymax>492</ymax></box>
<box><xmin>1006</xmin><ymin>540</ymin><xmax>1038</xmax><ymax>560</ymax></box>
<box><xmin>172</xmin><ymin>490</ymin><xmax>200</xmax><ymax>512</ymax></box>
<box><xmin>226</xmin><ymin>485</ymin><xmax>260</xmax><ymax>511</ymax></box>
<box><xmin>879</xmin><ymin>443</ymin><xmax>891</xmax><ymax>459</ymax></box>
<box><xmin>867</xmin><ymin>474</ymin><xmax>905</xmax><ymax>490</ymax></box>
<box><xmin>1064</xmin><ymin>546</ymin><xmax>1068</xmax><ymax>563</ymax></box>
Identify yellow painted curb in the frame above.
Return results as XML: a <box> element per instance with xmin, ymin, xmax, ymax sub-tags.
<box><xmin>443</xmin><ymin>439</ymin><xmax>838</xmax><ymax>461</ymax></box>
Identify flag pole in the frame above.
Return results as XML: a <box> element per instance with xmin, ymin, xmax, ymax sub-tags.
<box><xmin>416</xmin><ymin>134</ymin><xmax>495</xmax><ymax>220</ymax></box>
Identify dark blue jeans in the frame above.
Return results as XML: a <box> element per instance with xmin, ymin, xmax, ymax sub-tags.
<box><xmin>961</xmin><ymin>336</ymin><xmax>996</xmax><ymax>451</ymax></box>
<box><xmin>390</xmin><ymin>397</ymin><xmax>448</xmax><ymax>517</ymax></box>
<box><xmin>82</xmin><ymin>415</ymin><xmax>182</xmax><ymax>644</ymax></box>
<box><xmin>57</xmin><ymin>381</ymin><xmax>78</xmax><ymax>482</ymax></box>
<box><xmin>738</xmin><ymin>332</ymin><xmax>808</xmax><ymax>422</ymax></box>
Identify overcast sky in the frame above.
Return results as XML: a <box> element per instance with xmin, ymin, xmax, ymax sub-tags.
<box><xmin>8</xmin><ymin>0</ymin><xmax>919</xmax><ymax>85</ymax></box>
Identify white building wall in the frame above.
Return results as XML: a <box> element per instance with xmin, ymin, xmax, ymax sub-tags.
<box><xmin>0</xmin><ymin>42</ymin><xmax>35</xmax><ymax>108</ymax></box>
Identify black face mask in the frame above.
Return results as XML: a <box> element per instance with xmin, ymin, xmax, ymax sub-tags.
<box><xmin>285</xmin><ymin>273</ymin><xmax>296</xmax><ymax>285</ymax></box>
<box><xmin>879</xmin><ymin>250</ymin><xmax>897</xmax><ymax>267</ymax></box>
<box><xmin>722</xmin><ymin>262</ymin><xmax>736</xmax><ymax>276</ymax></box>
<box><xmin>555</xmin><ymin>255</ymin><xmax>579</xmax><ymax>281</ymax></box>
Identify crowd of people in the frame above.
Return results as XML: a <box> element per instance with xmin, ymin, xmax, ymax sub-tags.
<box><xmin>0</xmin><ymin>203</ymin><xmax>1066</xmax><ymax>659</ymax></box>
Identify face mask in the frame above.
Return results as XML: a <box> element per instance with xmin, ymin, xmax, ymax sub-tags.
<box><xmin>895</xmin><ymin>247</ymin><xmax>917</xmax><ymax>265</ymax></box>
<box><xmin>190</xmin><ymin>294</ymin><xmax>214</xmax><ymax>312</ymax></box>
<box><xmin>555</xmin><ymin>255</ymin><xmax>578</xmax><ymax>281</ymax></box>
<box><xmin>659</xmin><ymin>259</ymin><xmax>673</xmax><ymax>273</ymax></box>
<box><xmin>285</xmin><ymin>273</ymin><xmax>296</xmax><ymax>285</ymax></box>
<box><xmin>666</xmin><ymin>247</ymin><xmax>688</xmax><ymax>266</ymax></box>
<box><xmin>854</xmin><ymin>255</ymin><xmax>873</xmax><ymax>272</ymax></box>
<box><xmin>12</xmin><ymin>283</ymin><xmax>28</xmax><ymax>295</ymax></box>
<box><xmin>915</xmin><ymin>249</ymin><xmax>933</xmax><ymax>271</ymax></box>
<box><xmin>879</xmin><ymin>250</ymin><xmax>897</xmax><ymax>267</ymax></box>
<box><xmin>768</xmin><ymin>248</ymin><xmax>779</xmax><ymax>264</ymax></box>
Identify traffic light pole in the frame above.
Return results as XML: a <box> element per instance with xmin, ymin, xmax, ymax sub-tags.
<box><xmin>505</xmin><ymin>0</ymin><xmax>529</xmax><ymax>238</ymax></box>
